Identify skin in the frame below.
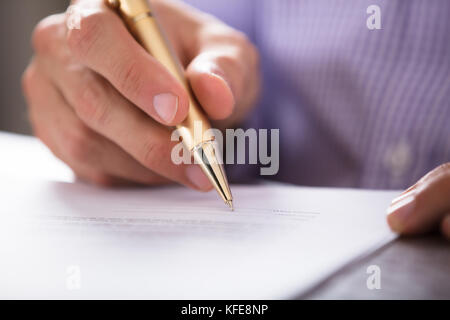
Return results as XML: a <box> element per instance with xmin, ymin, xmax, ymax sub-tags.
<box><xmin>22</xmin><ymin>0</ymin><xmax>260</xmax><ymax>190</ymax></box>
<box><xmin>387</xmin><ymin>163</ymin><xmax>450</xmax><ymax>240</ymax></box>
<box><xmin>23</xmin><ymin>0</ymin><xmax>448</xmax><ymax>240</ymax></box>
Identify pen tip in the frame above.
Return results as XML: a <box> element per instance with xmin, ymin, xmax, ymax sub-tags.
<box><xmin>226</xmin><ymin>200</ymin><xmax>234</xmax><ymax>211</ymax></box>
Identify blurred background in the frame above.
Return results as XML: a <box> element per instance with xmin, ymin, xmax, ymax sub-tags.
<box><xmin>0</xmin><ymin>0</ymin><xmax>69</xmax><ymax>134</ymax></box>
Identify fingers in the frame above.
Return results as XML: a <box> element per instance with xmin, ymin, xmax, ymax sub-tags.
<box><xmin>65</xmin><ymin>0</ymin><xmax>189</xmax><ymax>125</ymax></box>
<box><xmin>186</xmin><ymin>31</ymin><xmax>260</xmax><ymax>122</ymax></box>
<box><xmin>23</xmin><ymin>61</ymin><xmax>170</xmax><ymax>187</ymax></box>
<box><xmin>398</xmin><ymin>163</ymin><xmax>446</xmax><ymax>196</ymax></box>
<box><xmin>186</xmin><ymin>52</ymin><xmax>237</xmax><ymax>120</ymax></box>
<box><xmin>64</xmin><ymin>0</ymin><xmax>259</xmax><ymax>125</ymax></box>
<box><xmin>26</xmin><ymin>0</ymin><xmax>259</xmax><ymax>192</ymax></box>
<box><xmin>153</xmin><ymin>0</ymin><xmax>260</xmax><ymax>122</ymax></box>
<box><xmin>37</xmin><ymin>54</ymin><xmax>212</xmax><ymax>191</ymax></box>
<box><xmin>29</xmin><ymin>6</ymin><xmax>213</xmax><ymax>191</ymax></box>
<box><xmin>387</xmin><ymin>163</ymin><xmax>450</xmax><ymax>237</ymax></box>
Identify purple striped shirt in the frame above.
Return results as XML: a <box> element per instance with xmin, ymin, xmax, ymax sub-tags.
<box><xmin>184</xmin><ymin>0</ymin><xmax>450</xmax><ymax>189</ymax></box>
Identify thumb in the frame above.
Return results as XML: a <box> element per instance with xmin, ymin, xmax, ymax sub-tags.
<box><xmin>186</xmin><ymin>50</ymin><xmax>239</xmax><ymax>120</ymax></box>
<box><xmin>152</xmin><ymin>0</ymin><xmax>259</xmax><ymax>121</ymax></box>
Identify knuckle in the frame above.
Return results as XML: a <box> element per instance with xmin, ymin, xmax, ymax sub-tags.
<box><xmin>437</xmin><ymin>162</ymin><xmax>450</xmax><ymax>173</ymax></box>
<box><xmin>114</xmin><ymin>60</ymin><xmax>144</xmax><ymax>100</ymax></box>
<box><xmin>32</xmin><ymin>15</ymin><xmax>61</xmax><ymax>54</ymax></box>
<box><xmin>221</xmin><ymin>28</ymin><xmax>259</xmax><ymax>69</ymax></box>
<box><xmin>441</xmin><ymin>167</ymin><xmax>450</xmax><ymax>187</ymax></box>
<box><xmin>64</xmin><ymin>126</ymin><xmax>93</xmax><ymax>163</ymax></box>
<box><xmin>246</xmin><ymin>41</ymin><xmax>260</xmax><ymax>69</ymax></box>
<box><xmin>73</xmin><ymin>74</ymin><xmax>110</xmax><ymax>128</ymax></box>
<box><xmin>141</xmin><ymin>140</ymin><xmax>158</xmax><ymax>168</ymax></box>
<box><xmin>66</xmin><ymin>10</ymin><xmax>106</xmax><ymax>59</ymax></box>
<box><xmin>229</xmin><ymin>30</ymin><xmax>259</xmax><ymax>69</ymax></box>
<box><xmin>425</xmin><ymin>162</ymin><xmax>450</xmax><ymax>188</ymax></box>
<box><xmin>141</xmin><ymin>138</ymin><xmax>165</xmax><ymax>170</ymax></box>
<box><xmin>32</xmin><ymin>23</ymin><xmax>49</xmax><ymax>54</ymax></box>
<box><xmin>230</xmin><ymin>29</ymin><xmax>250</xmax><ymax>46</ymax></box>
<box><xmin>228</xmin><ymin>29</ymin><xmax>251</xmax><ymax>49</ymax></box>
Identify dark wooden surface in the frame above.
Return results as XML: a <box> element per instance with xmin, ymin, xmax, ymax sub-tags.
<box><xmin>300</xmin><ymin>234</ymin><xmax>450</xmax><ymax>299</ymax></box>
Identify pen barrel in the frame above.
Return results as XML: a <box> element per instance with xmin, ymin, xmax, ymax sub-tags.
<box><xmin>112</xmin><ymin>0</ymin><xmax>233</xmax><ymax>206</ymax></box>
<box><xmin>115</xmin><ymin>0</ymin><xmax>213</xmax><ymax>151</ymax></box>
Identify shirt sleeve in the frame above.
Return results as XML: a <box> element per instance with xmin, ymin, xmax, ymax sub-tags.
<box><xmin>181</xmin><ymin>0</ymin><xmax>255</xmax><ymax>41</ymax></box>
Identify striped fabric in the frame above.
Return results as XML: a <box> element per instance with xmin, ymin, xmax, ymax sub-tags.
<box><xmin>184</xmin><ymin>0</ymin><xmax>450</xmax><ymax>189</ymax></box>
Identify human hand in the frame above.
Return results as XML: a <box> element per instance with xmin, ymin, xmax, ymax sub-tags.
<box><xmin>387</xmin><ymin>163</ymin><xmax>450</xmax><ymax>240</ymax></box>
<box><xmin>22</xmin><ymin>0</ymin><xmax>259</xmax><ymax>189</ymax></box>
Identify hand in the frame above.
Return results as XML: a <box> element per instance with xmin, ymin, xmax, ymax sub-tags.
<box><xmin>22</xmin><ymin>0</ymin><xmax>260</xmax><ymax>189</ymax></box>
<box><xmin>387</xmin><ymin>163</ymin><xmax>450</xmax><ymax>240</ymax></box>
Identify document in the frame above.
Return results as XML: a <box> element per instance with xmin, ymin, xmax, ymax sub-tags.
<box><xmin>0</xmin><ymin>132</ymin><xmax>73</xmax><ymax>182</ymax></box>
<box><xmin>0</xmin><ymin>177</ymin><xmax>398</xmax><ymax>299</ymax></box>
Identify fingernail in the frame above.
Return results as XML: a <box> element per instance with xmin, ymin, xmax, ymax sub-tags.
<box><xmin>209</xmin><ymin>68</ymin><xmax>233</xmax><ymax>94</ymax></box>
<box><xmin>209</xmin><ymin>67</ymin><xmax>226</xmax><ymax>82</ymax></box>
<box><xmin>186</xmin><ymin>166</ymin><xmax>212</xmax><ymax>191</ymax></box>
<box><xmin>197</xmin><ymin>62</ymin><xmax>232</xmax><ymax>91</ymax></box>
<box><xmin>390</xmin><ymin>192</ymin><xmax>413</xmax><ymax>205</ymax></box>
<box><xmin>387</xmin><ymin>195</ymin><xmax>416</xmax><ymax>232</ymax></box>
<box><xmin>153</xmin><ymin>93</ymin><xmax>178</xmax><ymax>124</ymax></box>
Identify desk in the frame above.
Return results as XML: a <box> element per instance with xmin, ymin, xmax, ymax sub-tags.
<box><xmin>1</xmin><ymin>132</ymin><xmax>448</xmax><ymax>299</ymax></box>
<box><xmin>303</xmin><ymin>235</ymin><xmax>449</xmax><ymax>299</ymax></box>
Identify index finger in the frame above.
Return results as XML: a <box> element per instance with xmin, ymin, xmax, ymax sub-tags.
<box><xmin>66</xmin><ymin>0</ymin><xmax>189</xmax><ymax>125</ymax></box>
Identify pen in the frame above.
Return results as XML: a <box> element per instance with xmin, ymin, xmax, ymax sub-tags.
<box><xmin>106</xmin><ymin>0</ymin><xmax>233</xmax><ymax>210</ymax></box>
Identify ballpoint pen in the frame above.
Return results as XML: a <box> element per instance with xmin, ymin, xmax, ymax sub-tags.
<box><xmin>106</xmin><ymin>0</ymin><xmax>233</xmax><ymax>210</ymax></box>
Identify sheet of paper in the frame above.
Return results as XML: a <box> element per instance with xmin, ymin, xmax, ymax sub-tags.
<box><xmin>0</xmin><ymin>132</ymin><xmax>73</xmax><ymax>182</ymax></box>
<box><xmin>0</xmin><ymin>177</ymin><xmax>398</xmax><ymax>299</ymax></box>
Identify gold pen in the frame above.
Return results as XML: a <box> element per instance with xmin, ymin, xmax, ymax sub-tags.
<box><xmin>106</xmin><ymin>0</ymin><xmax>233</xmax><ymax>210</ymax></box>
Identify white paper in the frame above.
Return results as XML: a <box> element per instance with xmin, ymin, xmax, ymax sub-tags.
<box><xmin>0</xmin><ymin>132</ymin><xmax>73</xmax><ymax>182</ymax></box>
<box><xmin>0</xmin><ymin>177</ymin><xmax>398</xmax><ymax>299</ymax></box>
